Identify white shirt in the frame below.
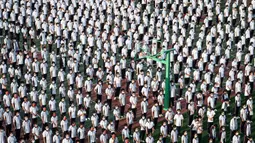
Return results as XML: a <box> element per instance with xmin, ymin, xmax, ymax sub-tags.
<box><xmin>174</xmin><ymin>114</ymin><xmax>183</xmax><ymax>126</ymax></box>
<box><xmin>42</xmin><ymin>130</ymin><xmax>52</xmax><ymax>143</ymax></box>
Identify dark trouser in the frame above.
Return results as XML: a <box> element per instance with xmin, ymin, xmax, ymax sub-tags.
<box><xmin>159</xmin><ymin>105</ymin><xmax>163</xmax><ymax>115</ymax></box>
<box><xmin>97</xmin><ymin>94</ymin><xmax>102</xmax><ymax>101</ymax></box>
<box><xmin>121</xmin><ymin>105</ymin><xmax>125</xmax><ymax>116</ymax></box>
<box><xmin>176</xmin><ymin>126</ymin><xmax>181</xmax><ymax>136</ymax></box>
<box><xmin>153</xmin><ymin>117</ymin><xmax>158</xmax><ymax>128</ymax></box>
<box><xmin>115</xmin><ymin>87</ymin><xmax>121</xmax><ymax>98</ymax></box>
<box><xmin>128</xmin><ymin>124</ymin><xmax>132</xmax><ymax>134</ymax></box>
<box><xmin>107</xmin><ymin>99</ymin><xmax>112</xmax><ymax>110</ymax></box>
<box><xmin>235</xmin><ymin>106</ymin><xmax>240</xmax><ymax>116</ymax></box>
<box><xmin>24</xmin><ymin>133</ymin><xmax>30</xmax><ymax>140</ymax></box>
<box><xmin>241</xmin><ymin>121</ymin><xmax>245</xmax><ymax>133</ymax></box>
<box><xmin>189</xmin><ymin>114</ymin><xmax>193</xmax><ymax>125</ymax></box>
<box><xmin>139</xmin><ymin>86</ymin><xmax>143</xmax><ymax>97</ymax></box>
<box><xmin>207</xmin><ymin>122</ymin><xmax>213</xmax><ymax>133</ymax></box>
<box><xmin>15</xmin><ymin>129</ymin><xmax>20</xmax><ymax>141</ymax></box>
<box><xmin>34</xmin><ymin>139</ymin><xmax>39</xmax><ymax>143</ymax></box>
<box><xmin>86</xmin><ymin>107</ymin><xmax>90</xmax><ymax>118</ymax></box>
<box><xmin>167</xmin><ymin>123</ymin><xmax>173</xmax><ymax>134</ymax></box>
<box><xmin>198</xmin><ymin>133</ymin><xmax>202</xmax><ymax>143</ymax></box>
<box><xmin>126</xmin><ymin>81</ymin><xmax>131</xmax><ymax>91</ymax></box>
<box><xmin>80</xmin><ymin>139</ymin><xmax>85</xmax><ymax>143</ymax></box>
<box><xmin>140</xmin><ymin>130</ymin><xmax>145</xmax><ymax>141</ymax></box>
<box><xmin>71</xmin><ymin>118</ymin><xmax>76</xmax><ymax>123</ymax></box>
<box><xmin>121</xmin><ymin>69</ymin><xmax>125</xmax><ymax>79</ymax></box>
<box><xmin>72</xmin><ymin>138</ymin><xmax>76</xmax><ymax>142</ymax></box>
<box><xmin>170</xmin><ymin>97</ymin><xmax>175</xmax><ymax>107</ymax></box>
<box><xmin>132</xmin><ymin>108</ymin><xmax>137</xmax><ymax>120</ymax></box>
<box><xmin>115</xmin><ymin>120</ymin><xmax>119</xmax><ymax>131</ymax></box>
<box><xmin>6</xmin><ymin>124</ymin><xmax>11</xmax><ymax>136</ymax></box>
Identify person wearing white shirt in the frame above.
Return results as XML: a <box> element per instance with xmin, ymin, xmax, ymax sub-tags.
<box><xmin>181</xmin><ymin>131</ymin><xmax>188</xmax><ymax>143</ymax></box>
<box><xmin>59</xmin><ymin>98</ymin><xmax>67</xmax><ymax>118</ymax></box>
<box><xmin>53</xmin><ymin>131</ymin><xmax>61</xmax><ymax>143</ymax></box>
<box><xmin>126</xmin><ymin>110</ymin><xmax>134</xmax><ymax>134</ymax></box>
<box><xmin>122</xmin><ymin>125</ymin><xmax>130</xmax><ymax>141</ymax></box>
<box><xmin>7</xmin><ymin>132</ymin><xmax>17</xmax><ymax>143</ymax></box>
<box><xmin>51</xmin><ymin>112</ymin><xmax>58</xmax><ymax>134</ymax></box>
<box><xmin>68</xmin><ymin>104</ymin><xmax>77</xmax><ymax>123</ymax></box>
<box><xmin>138</xmin><ymin>71</ymin><xmax>145</xmax><ymax>97</ymax></box>
<box><xmin>174</xmin><ymin>110</ymin><xmax>183</xmax><ymax>135</ymax></box>
<box><xmin>43</xmin><ymin>126</ymin><xmax>53</xmax><ymax>143</ymax></box>
<box><xmin>32</xmin><ymin>124</ymin><xmax>41</xmax><ymax>143</ymax></box>
<box><xmin>152</xmin><ymin>103</ymin><xmax>159</xmax><ymax>128</ymax></box>
<box><xmin>68</xmin><ymin>123</ymin><xmax>77</xmax><ymax>142</ymax></box>
<box><xmin>77</xmin><ymin>124</ymin><xmax>86</xmax><ymax>143</ymax></box>
<box><xmin>100</xmin><ymin>129</ymin><xmax>108</xmax><ymax>143</ymax></box>
<box><xmin>232</xmin><ymin>132</ymin><xmax>240</xmax><ymax>143</ymax></box>
<box><xmin>0</xmin><ymin>127</ymin><xmax>6</xmax><ymax>143</ymax></box>
<box><xmin>13</xmin><ymin>112</ymin><xmax>21</xmax><ymax>141</ymax></box>
<box><xmin>87</xmin><ymin>127</ymin><xmax>96</xmax><ymax>143</ymax></box>
<box><xmin>3</xmin><ymin>107</ymin><xmax>12</xmax><ymax>136</ymax></box>
<box><xmin>160</xmin><ymin>122</ymin><xmax>168</xmax><ymax>142</ymax></box>
<box><xmin>22</xmin><ymin>116</ymin><xmax>31</xmax><ymax>141</ymax></box>
<box><xmin>130</xmin><ymin>93</ymin><xmax>138</xmax><ymax>119</ymax></box>
<box><xmin>146</xmin><ymin>133</ymin><xmax>154</xmax><ymax>143</ymax></box>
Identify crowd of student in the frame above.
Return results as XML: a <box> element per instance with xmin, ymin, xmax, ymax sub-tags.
<box><xmin>0</xmin><ymin>0</ymin><xmax>254</xmax><ymax>142</ymax></box>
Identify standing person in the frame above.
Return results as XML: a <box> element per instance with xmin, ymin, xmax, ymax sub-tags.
<box><xmin>0</xmin><ymin>127</ymin><xmax>6</xmax><ymax>143</ymax></box>
<box><xmin>151</xmin><ymin>102</ymin><xmax>159</xmax><ymax>128</ymax></box>
<box><xmin>22</xmin><ymin>116</ymin><xmax>31</xmax><ymax>141</ymax></box>
<box><xmin>158</xmin><ymin>91</ymin><xmax>164</xmax><ymax>116</ymax></box>
<box><xmin>68</xmin><ymin>122</ymin><xmax>77</xmax><ymax>142</ymax></box>
<box><xmin>130</xmin><ymin>93</ymin><xmax>138</xmax><ymax>120</ymax></box>
<box><xmin>232</xmin><ymin>131</ymin><xmax>240</xmax><ymax>143</ymax></box>
<box><xmin>100</xmin><ymin>129</ymin><xmax>108</xmax><ymax>143</ymax></box>
<box><xmin>113</xmin><ymin>106</ymin><xmax>120</xmax><ymax>131</ymax></box>
<box><xmin>42</xmin><ymin>126</ymin><xmax>53</xmax><ymax>143</ymax></box>
<box><xmin>32</xmin><ymin>124</ymin><xmax>41</xmax><ymax>143</ymax></box>
<box><xmin>84</xmin><ymin>94</ymin><xmax>91</xmax><ymax>119</ymax></box>
<box><xmin>181</xmin><ymin>131</ymin><xmax>188</xmax><ymax>143</ymax></box>
<box><xmin>174</xmin><ymin>109</ymin><xmax>184</xmax><ymax>136</ymax></box>
<box><xmin>51</xmin><ymin>112</ymin><xmax>58</xmax><ymax>134</ymax></box>
<box><xmin>219</xmin><ymin>127</ymin><xmax>226</xmax><ymax>143</ymax></box>
<box><xmin>114</xmin><ymin>73</ymin><xmax>122</xmax><ymax>99</ymax></box>
<box><xmin>77</xmin><ymin>124</ymin><xmax>86</xmax><ymax>143</ymax></box>
<box><xmin>7</xmin><ymin>132</ymin><xmax>17</xmax><ymax>143</ymax></box>
<box><xmin>94</xmin><ymin>81</ymin><xmax>103</xmax><ymax>101</ymax></box>
<box><xmin>138</xmin><ymin>71</ymin><xmax>145</xmax><ymax>97</ymax></box>
<box><xmin>68</xmin><ymin>103</ymin><xmax>77</xmax><ymax>123</ymax></box>
<box><xmin>145</xmin><ymin>133</ymin><xmax>154</xmax><ymax>143</ymax></box>
<box><xmin>84</xmin><ymin>77</ymin><xmax>93</xmax><ymax>96</ymax></box>
<box><xmin>122</xmin><ymin>125</ymin><xmax>130</xmax><ymax>142</ymax></box>
<box><xmin>105</xmin><ymin>84</ymin><xmax>114</xmax><ymax>110</ymax></box>
<box><xmin>109</xmin><ymin>133</ymin><xmax>119</xmax><ymax>143</ymax></box>
<box><xmin>87</xmin><ymin>126</ymin><xmax>96</xmax><ymax>143</ymax></box>
<box><xmin>126</xmin><ymin>110</ymin><xmax>134</xmax><ymax>135</ymax></box>
<box><xmin>118</xmin><ymin>89</ymin><xmax>126</xmax><ymax>117</ymax></box>
<box><xmin>171</xmin><ymin>126</ymin><xmax>178</xmax><ymax>143</ymax></box>
<box><xmin>12</xmin><ymin>111</ymin><xmax>21</xmax><ymax>141</ymax></box>
<box><xmin>3</xmin><ymin>107</ymin><xmax>12</xmax><ymax>136</ymax></box>
<box><xmin>141</xmin><ymin>97</ymin><xmax>148</xmax><ymax>118</ymax></box>
<box><xmin>160</xmin><ymin>122</ymin><xmax>168</xmax><ymax>143</ymax></box>
<box><xmin>53</xmin><ymin>130</ymin><xmax>61</xmax><ymax>143</ymax></box>
<box><xmin>139</xmin><ymin>115</ymin><xmax>147</xmax><ymax>142</ymax></box>
<box><xmin>207</xmin><ymin>107</ymin><xmax>215</xmax><ymax>133</ymax></box>
<box><xmin>230</xmin><ymin>116</ymin><xmax>238</xmax><ymax>139</ymax></box>
<box><xmin>165</xmin><ymin>108</ymin><xmax>175</xmax><ymax>134</ymax></box>
<box><xmin>133</xmin><ymin>128</ymin><xmax>140</xmax><ymax>143</ymax></box>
